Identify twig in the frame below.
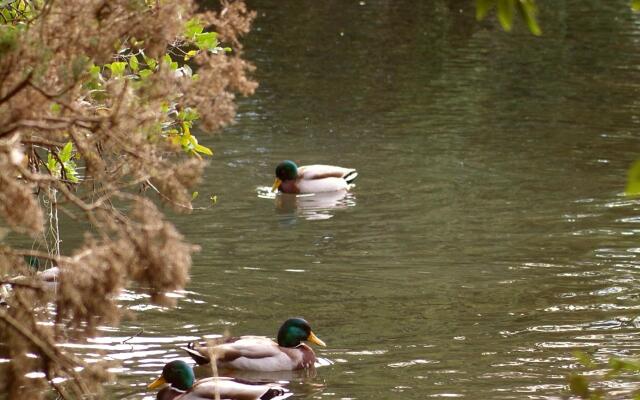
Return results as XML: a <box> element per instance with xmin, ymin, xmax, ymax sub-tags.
<box><xmin>49</xmin><ymin>149</ymin><xmax>69</xmax><ymax>186</ymax></box>
<box><xmin>27</xmin><ymin>81</ymin><xmax>77</xmax><ymax>113</ymax></box>
<box><xmin>121</xmin><ymin>329</ymin><xmax>143</xmax><ymax>345</ymax></box>
<box><xmin>206</xmin><ymin>339</ymin><xmax>221</xmax><ymax>400</ymax></box>
<box><xmin>47</xmin><ymin>186</ymin><xmax>61</xmax><ymax>257</ymax></box>
<box><xmin>0</xmin><ymin>280</ymin><xmax>45</xmax><ymax>291</ymax></box>
<box><xmin>0</xmin><ymin>309</ymin><xmax>69</xmax><ymax>368</ymax></box>
<box><xmin>144</xmin><ymin>180</ymin><xmax>195</xmax><ymax>211</ymax></box>
<box><xmin>0</xmin><ymin>71</ymin><xmax>32</xmax><ymax>105</ymax></box>
<box><xmin>22</xmin><ymin>138</ymin><xmax>68</xmax><ymax>148</ymax></box>
<box><xmin>44</xmin><ymin>362</ymin><xmax>73</xmax><ymax>400</ymax></box>
<box><xmin>111</xmin><ymin>79</ymin><xmax>129</xmax><ymax>120</ymax></box>
<box><xmin>0</xmin><ymin>120</ymin><xmax>68</xmax><ymax>137</ymax></box>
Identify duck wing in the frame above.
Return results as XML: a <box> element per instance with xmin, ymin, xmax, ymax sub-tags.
<box><xmin>216</xmin><ymin>337</ymin><xmax>283</xmax><ymax>361</ymax></box>
<box><xmin>190</xmin><ymin>377</ymin><xmax>287</xmax><ymax>400</ymax></box>
<box><xmin>217</xmin><ymin>337</ymin><xmax>300</xmax><ymax>371</ymax></box>
<box><xmin>298</xmin><ymin>165</ymin><xmax>357</xmax><ymax>183</ymax></box>
<box><xmin>183</xmin><ymin>337</ymin><xmax>281</xmax><ymax>366</ymax></box>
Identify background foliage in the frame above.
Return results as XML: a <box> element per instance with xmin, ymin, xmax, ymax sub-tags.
<box><xmin>0</xmin><ymin>0</ymin><xmax>256</xmax><ymax>397</ymax></box>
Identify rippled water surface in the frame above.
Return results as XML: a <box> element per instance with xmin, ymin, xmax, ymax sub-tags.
<box><xmin>47</xmin><ymin>0</ymin><xmax>640</xmax><ymax>398</ymax></box>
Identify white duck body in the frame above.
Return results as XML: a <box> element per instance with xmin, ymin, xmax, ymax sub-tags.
<box><xmin>285</xmin><ymin>165</ymin><xmax>357</xmax><ymax>194</ymax></box>
<box><xmin>187</xmin><ymin>377</ymin><xmax>288</xmax><ymax>399</ymax></box>
<box><xmin>184</xmin><ymin>336</ymin><xmax>316</xmax><ymax>371</ymax></box>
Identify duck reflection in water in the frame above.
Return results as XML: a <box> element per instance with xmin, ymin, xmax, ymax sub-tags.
<box><xmin>275</xmin><ymin>190</ymin><xmax>356</xmax><ymax>221</ymax></box>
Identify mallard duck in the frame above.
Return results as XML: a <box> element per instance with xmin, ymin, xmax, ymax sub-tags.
<box><xmin>7</xmin><ymin>266</ymin><xmax>60</xmax><ymax>290</ymax></box>
<box><xmin>149</xmin><ymin>360</ymin><xmax>287</xmax><ymax>400</ymax></box>
<box><xmin>272</xmin><ymin>160</ymin><xmax>357</xmax><ymax>194</ymax></box>
<box><xmin>183</xmin><ymin>318</ymin><xmax>326</xmax><ymax>371</ymax></box>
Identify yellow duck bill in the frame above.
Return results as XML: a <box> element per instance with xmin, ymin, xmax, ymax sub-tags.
<box><xmin>148</xmin><ymin>375</ymin><xmax>166</xmax><ymax>389</ymax></box>
<box><xmin>308</xmin><ymin>331</ymin><xmax>326</xmax><ymax>347</ymax></box>
<box><xmin>271</xmin><ymin>178</ymin><xmax>282</xmax><ymax>192</ymax></box>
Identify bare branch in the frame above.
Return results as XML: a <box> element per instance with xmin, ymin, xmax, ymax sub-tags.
<box><xmin>0</xmin><ymin>72</ymin><xmax>33</xmax><ymax>105</ymax></box>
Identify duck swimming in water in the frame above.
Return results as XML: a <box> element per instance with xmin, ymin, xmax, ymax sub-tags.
<box><xmin>272</xmin><ymin>160</ymin><xmax>357</xmax><ymax>194</ymax></box>
<box><xmin>183</xmin><ymin>318</ymin><xmax>326</xmax><ymax>371</ymax></box>
<box><xmin>149</xmin><ymin>360</ymin><xmax>287</xmax><ymax>400</ymax></box>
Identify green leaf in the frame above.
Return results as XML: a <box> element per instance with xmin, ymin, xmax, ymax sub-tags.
<box><xmin>1</xmin><ymin>9</ymin><xmax>13</xmax><ymax>23</ymax></box>
<box><xmin>573</xmin><ymin>351</ymin><xmax>595</xmax><ymax>368</ymax></box>
<box><xmin>191</xmin><ymin>191</ymin><xmax>199</xmax><ymax>200</ymax></box>
<box><xmin>46</xmin><ymin>152</ymin><xmax>57</xmax><ymax>173</ymax></box>
<box><xmin>182</xmin><ymin>121</ymin><xmax>192</xmax><ymax>138</ymax></box>
<box><xmin>195</xmin><ymin>32</ymin><xmax>218</xmax><ymax>51</ymax></box>
<box><xmin>497</xmin><ymin>0</ymin><xmax>514</xmax><ymax>31</ymax></box>
<box><xmin>608</xmin><ymin>358</ymin><xmax>640</xmax><ymax>372</ymax></box>
<box><xmin>59</xmin><ymin>142</ymin><xmax>73</xmax><ymax>163</ymax></box>
<box><xmin>517</xmin><ymin>0</ymin><xmax>542</xmax><ymax>36</ymax></box>
<box><xmin>88</xmin><ymin>64</ymin><xmax>101</xmax><ymax>77</ymax></box>
<box><xmin>476</xmin><ymin>0</ymin><xmax>495</xmax><ymax>21</ymax></box>
<box><xmin>633</xmin><ymin>0</ymin><xmax>640</xmax><ymax>12</ymax></box>
<box><xmin>626</xmin><ymin>160</ymin><xmax>640</xmax><ymax>196</ymax></box>
<box><xmin>144</xmin><ymin>55</ymin><xmax>157</xmax><ymax>70</ymax></box>
<box><xmin>50</xmin><ymin>103</ymin><xmax>61</xmax><ymax>114</ymax></box>
<box><xmin>568</xmin><ymin>374</ymin><xmax>590</xmax><ymax>398</ymax></box>
<box><xmin>163</xmin><ymin>54</ymin><xmax>178</xmax><ymax>70</ymax></box>
<box><xmin>178</xmin><ymin>108</ymin><xmax>199</xmax><ymax>122</ymax></box>
<box><xmin>129</xmin><ymin>55</ymin><xmax>139</xmax><ymax>72</ymax></box>
<box><xmin>108</xmin><ymin>61</ymin><xmax>127</xmax><ymax>77</ymax></box>
<box><xmin>210</xmin><ymin>195</ymin><xmax>217</xmax><ymax>205</ymax></box>
<box><xmin>138</xmin><ymin>68</ymin><xmax>153</xmax><ymax>79</ymax></box>
<box><xmin>194</xmin><ymin>143</ymin><xmax>213</xmax><ymax>156</ymax></box>
<box><xmin>180</xmin><ymin>134</ymin><xmax>190</xmax><ymax>148</ymax></box>
<box><xmin>64</xmin><ymin>164</ymin><xmax>79</xmax><ymax>183</ymax></box>
<box><xmin>0</xmin><ymin>1</ymin><xmax>18</xmax><ymax>9</ymax></box>
<box><xmin>184</xmin><ymin>49</ymin><xmax>198</xmax><ymax>61</ymax></box>
<box><xmin>185</xmin><ymin>18</ymin><xmax>203</xmax><ymax>40</ymax></box>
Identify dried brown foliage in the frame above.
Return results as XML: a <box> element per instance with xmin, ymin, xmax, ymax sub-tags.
<box><xmin>0</xmin><ymin>0</ymin><xmax>256</xmax><ymax>398</ymax></box>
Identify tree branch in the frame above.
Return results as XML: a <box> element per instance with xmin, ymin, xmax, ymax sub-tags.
<box><xmin>0</xmin><ymin>72</ymin><xmax>33</xmax><ymax>105</ymax></box>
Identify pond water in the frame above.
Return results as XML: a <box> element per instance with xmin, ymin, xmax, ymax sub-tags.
<box><xmin>57</xmin><ymin>0</ymin><xmax>640</xmax><ymax>398</ymax></box>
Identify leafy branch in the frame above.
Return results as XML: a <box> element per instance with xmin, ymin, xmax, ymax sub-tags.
<box><xmin>475</xmin><ymin>0</ymin><xmax>541</xmax><ymax>35</ymax></box>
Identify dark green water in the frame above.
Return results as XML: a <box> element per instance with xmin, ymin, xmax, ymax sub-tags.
<box><xmin>67</xmin><ymin>1</ymin><xmax>640</xmax><ymax>398</ymax></box>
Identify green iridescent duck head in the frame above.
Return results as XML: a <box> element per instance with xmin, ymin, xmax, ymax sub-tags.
<box><xmin>272</xmin><ymin>160</ymin><xmax>299</xmax><ymax>192</ymax></box>
<box><xmin>148</xmin><ymin>360</ymin><xmax>195</xmax><ymax>391</ymax></box>
<box><xmin>276</xmin><ymin>318</ymin><xmax>326</xmax><ymax>348</ymax></box>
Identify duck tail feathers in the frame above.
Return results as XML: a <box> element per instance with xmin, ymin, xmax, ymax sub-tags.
<box><xmin>261</xmin><ymin>388</ymin><xmax>287</xmax><ymax>400</ymax></box>
<box><xmin>181</xmin><ymin>344</ymin><xmax>211</xmax><ymax>365</ymax></box>
<box><xmin>344</xmin><ymin>170</ymin><xmax>358</xmax><ymax>184</ymax></box>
